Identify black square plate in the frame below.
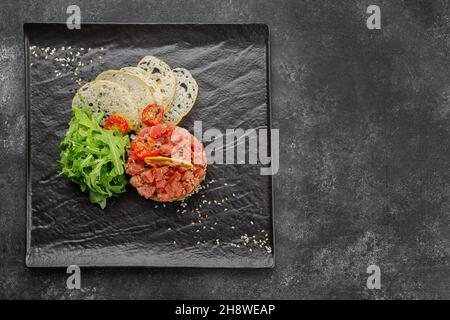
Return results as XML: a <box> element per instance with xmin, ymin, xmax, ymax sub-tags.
<box><xmin>25</xmin><ymin>23</ymin><xmax>273</xmax><ymax>268</ymax></box>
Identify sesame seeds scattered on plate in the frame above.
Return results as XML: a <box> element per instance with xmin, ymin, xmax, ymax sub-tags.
<box><xmin>29</xmin><ymin>45</ymin><xmax>106</xmax><ymax>85</ymax></box>
<box><xmin>166</xmin><ymin>178</ymin><xmax>272</xmax><ymax>254</ymax></box>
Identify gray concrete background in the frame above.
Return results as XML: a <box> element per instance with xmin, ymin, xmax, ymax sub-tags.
<box><xmin>1</xmin><ymin>0</ymin><xmax>449</xmax><ymax>299</ymax></box>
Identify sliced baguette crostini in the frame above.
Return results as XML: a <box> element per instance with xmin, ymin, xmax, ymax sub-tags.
<box><xmin>120</xmin><ymin>66</ymin><xmax>164</xmax><ymax>107</ymax></box>
<box><xmin>96</xmin><ymin>70</ymin><xmax>155</xmax><ymax>126</ymax></box>
<box><xmin>72</xmin><ymin>80</ymin><xmax>139</xmax><ymax>127</ymax></box>
<box><xmin>164</xmin><ymin>68</ymin><xmax>199</xmax><ymax>125</ymax></box>
<box><xmin>137</xmin><ymin>55</ymin><xmax>176</xmax><ymax>111</ymax></box>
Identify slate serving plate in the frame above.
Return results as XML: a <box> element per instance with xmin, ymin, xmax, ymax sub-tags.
<box><xmin>25</xmin><ymin>23</ymin><xmax>273</xmax><ymax>268</ymax></box>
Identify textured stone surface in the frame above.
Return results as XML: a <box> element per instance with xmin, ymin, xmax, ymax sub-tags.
<box><xmin>0</xmin><ymin>0</ymin><xmax>449</xmax><ymax>299</ymax></box>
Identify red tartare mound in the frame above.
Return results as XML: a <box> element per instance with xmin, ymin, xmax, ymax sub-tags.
<box><xmin>126</xmin><ymin>123</ymin><xmax>207</xmax><ymax>202</ymax></box>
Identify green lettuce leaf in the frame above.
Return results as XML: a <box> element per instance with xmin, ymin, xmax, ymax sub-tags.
<box><xmin>59</xmin><ymin>106</ymin><xmax>130</xmax><ymax>208</ymax></box>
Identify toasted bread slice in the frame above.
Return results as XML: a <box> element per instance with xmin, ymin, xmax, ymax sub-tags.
<box><xmin>96</xmin><ymin>70</ymin><xmax>155</xmax><ymax>125</ymax></box>
<box><xmin>164</xmin><ymin>68</ymin><xmax>199</xmax><ymax>125</ymax></box>
<box><xmin>137</xmin><ymin>56</ymin><xmax>176</xmax><ymax>111</ymax></box>
<box><xmin>120</xmin><ymin>67</ymin><xmax>164</xmax><ymax>107</ymax></box>
<box><xmin>72</xmin><ymin>80</ymin><xmax>138</xmax><ymax>127</ymax></box>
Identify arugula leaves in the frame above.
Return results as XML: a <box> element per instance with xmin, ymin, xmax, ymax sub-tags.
<box><xmin>59</xmin><ymin>106</ymin><xmax>130</xmax><ymax>209</ymax></box>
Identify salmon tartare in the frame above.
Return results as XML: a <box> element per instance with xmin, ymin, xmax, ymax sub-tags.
<box><xmin>126</xmin><ymin>123</ymin><xmax>207</xmax><ymax>202</ymax></box>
